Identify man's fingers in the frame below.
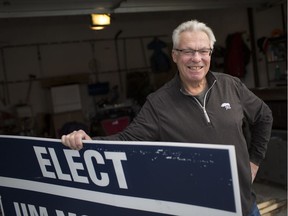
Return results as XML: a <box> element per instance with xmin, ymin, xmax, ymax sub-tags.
<box><xmin>61</xmin><ymin>130</ymin><xmax>91</xmax><ymax>150</ymax></box>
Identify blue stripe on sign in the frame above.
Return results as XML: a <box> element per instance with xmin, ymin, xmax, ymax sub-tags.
<box><xmin>0</xmin><ymin>176</ymin><xmax>238</xmax><ymax>216</ymax></box>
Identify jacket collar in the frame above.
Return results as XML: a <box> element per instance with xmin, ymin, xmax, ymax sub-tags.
<box><xmin>175</xmin><ymin>70</ymin><xmax>217</xmax><ymax>91</ymax></box>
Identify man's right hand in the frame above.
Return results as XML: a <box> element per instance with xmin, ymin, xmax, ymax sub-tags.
<box><xmin>61</xmin><ymin>130</ymin><xmax>92</xmax><ymax>150</ymax></box>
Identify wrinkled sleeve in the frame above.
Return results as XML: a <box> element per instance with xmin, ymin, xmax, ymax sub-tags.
<box><xmin>240</xmin><ymin>83</ymin><xmax>273</xmax><ymax>165</ymax></box>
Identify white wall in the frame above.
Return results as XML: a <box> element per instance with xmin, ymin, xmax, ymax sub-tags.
<box><xmin>0</xmin><ymin>5</ymin><xmax>285</xmax><ymax>118</ymax></box>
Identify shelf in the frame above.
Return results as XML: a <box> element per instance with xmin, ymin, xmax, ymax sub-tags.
<box><xmin>251</xmin><ymin>86</ymin><xmax>287</xmax><ymax>101</ymax></box>
<box><xmin>267</xmin><ymin>60</ymin><xmax>286</xmax><ymax>64</ymax></box>
<box><xmin>268</xmin><ymin>35</ymin><xmax>287</xmax><ymax>43</ymax></box>
<box><xmin>268</xmin><ymin>80</ymin><xmax>287</xmax><ymax>87</ymax></box>
<box><xmin>265</xmin><ymin>35</ymin><xmax>287</xmax><ymax>87</ymax></box>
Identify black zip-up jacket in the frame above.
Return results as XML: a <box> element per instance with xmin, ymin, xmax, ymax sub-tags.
<box><xmin>96</xmin><ymin>71</ymin><xmax>273</xmax><ymax>216</ymax></box>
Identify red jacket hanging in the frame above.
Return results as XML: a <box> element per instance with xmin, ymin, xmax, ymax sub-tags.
<box><xmin>224</xmin><ymin>32</ymin><xmax>251</xmax><ymax>78</ymax></box>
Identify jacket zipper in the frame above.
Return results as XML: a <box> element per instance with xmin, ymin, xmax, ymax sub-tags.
<box><xmin>193</xmin><ymin>80</ymin><xmax>216</xmax><ymax>124</ymax></box>
<box><xmin>193</xmin><ymin>97</ymin><xmax>210</xmax><ymax>123</ymax></box>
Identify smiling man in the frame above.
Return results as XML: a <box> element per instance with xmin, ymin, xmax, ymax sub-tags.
<box><xmin>61</xmin><ymin>20</ymin><xmax>273</xmax><ymax>216</ymax></box>
<box><xmin>172</xmin><ymin>27</ymin><xmax>213</xmax><ymax>96</ymax></box>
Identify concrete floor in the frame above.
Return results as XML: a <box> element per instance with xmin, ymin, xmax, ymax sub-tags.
<box><xmin>253</xmin><ymin>181</ymin><xmax>287</xmax><ymax>216</ymax></box>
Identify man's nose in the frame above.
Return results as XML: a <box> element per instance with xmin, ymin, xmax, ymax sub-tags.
<box><xmin>191</xmin><ymin>52</ymin><xmax>202</xmax><ymax>61</ymax></box>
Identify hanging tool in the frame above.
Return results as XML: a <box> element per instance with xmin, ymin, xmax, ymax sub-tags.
<box><xmin>114</xmin><ymin>30</ymin><xmax>123</xmax><ymax>92</ymax></box>
<box><xmin>88</xmin><ymin>42</ymin><xmax>109</xmax><ymax>97</ymax></box>
<box><xmin>25</xmin><ymin>74</ymin><xmax>36</xmax><ymax>104</ymax></box>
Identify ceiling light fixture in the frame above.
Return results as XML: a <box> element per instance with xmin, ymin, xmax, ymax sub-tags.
<box><xmin>90</xmin><ymin>14</ymin><xmax>110</xmax><ymax>30</ymax></box>
<box><xmin>90</xmin><ymin>25</ymin><xmax>105</xmax><ymax>30</ymax></box>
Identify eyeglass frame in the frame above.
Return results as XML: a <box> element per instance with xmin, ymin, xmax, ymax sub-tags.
<box><xmin>174</xmin><ymin>48</ymin><xmax>213</xmax><ymax>56</ymax></box>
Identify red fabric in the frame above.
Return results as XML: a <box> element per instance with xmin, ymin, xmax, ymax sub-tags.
<box><xmin>101</xmin><ymin>116</ymin><xmax>130</xmax><ymax>135</ymax></box>
<box><xmin>225</xmin><ymin>33</ymin><xmax>250</xmax><ymax>78</ymax></box>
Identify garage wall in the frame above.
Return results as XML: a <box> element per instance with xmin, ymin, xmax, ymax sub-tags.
<box><xmin>0</xmin><ymin>5</ymin><xmax>285</xmax><ymax>132</ymax></box>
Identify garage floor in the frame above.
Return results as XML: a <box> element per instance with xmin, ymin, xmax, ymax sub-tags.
<box><xmin>253</xmin><ymin>181</ymin><xmax>287</xmax><ymax>216</ymax></box>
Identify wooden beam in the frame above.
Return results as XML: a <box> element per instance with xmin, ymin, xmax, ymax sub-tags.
<box><xmin>258</xmin><ymin>199</ymin><xmax>287</xmax><ymax>215</ymax></box>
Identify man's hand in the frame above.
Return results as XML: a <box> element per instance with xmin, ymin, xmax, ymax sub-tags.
<box><xmin>250</xmin><ymin>162</ymin><xmax>259</xmax><ymax>183</ymax></box>
<box><xmin>61</xmin><ymin>130</ymin><xmax>92</xmax><ymax>150</ymax></box>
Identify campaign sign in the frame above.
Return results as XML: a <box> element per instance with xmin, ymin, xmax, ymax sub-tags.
<box><xmin>0</xmin><ymin>135</ymin><xmax>242</xmax><ymax>216</ymax></box>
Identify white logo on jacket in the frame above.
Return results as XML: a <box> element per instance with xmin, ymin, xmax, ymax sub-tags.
<box><xmin>221</xmin><ymin>103</ymin><xmax>231</xmax><ymax>110</ymax></box>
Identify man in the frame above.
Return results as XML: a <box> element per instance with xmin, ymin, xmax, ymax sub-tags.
<box><xmin>62</xmin><ymin>20</ymin><xmax>273</xmax><ymax>216</ymax></box>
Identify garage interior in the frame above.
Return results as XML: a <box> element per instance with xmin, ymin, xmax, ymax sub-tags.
<box><xmin>0</xmin><ymin>0</ymin><xmax>287</xmax><ymax>215</ymax></box>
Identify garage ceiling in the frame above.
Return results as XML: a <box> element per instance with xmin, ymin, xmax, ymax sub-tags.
<box><xmin>0</xmin><ymin>0</ymin><xmax>284</xmax><ymax>18</ymax></box>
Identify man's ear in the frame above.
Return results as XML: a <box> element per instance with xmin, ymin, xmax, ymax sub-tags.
<box><xmin>171</xmin><ymin>50</ymin><xmax>177</xmax><ymax>63</ymax></box>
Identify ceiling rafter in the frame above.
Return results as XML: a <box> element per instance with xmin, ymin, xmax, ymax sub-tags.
<box><xmin>0</xmin><ymin>0</ymin><xmax>280</xmax><ymax>18</ymax></box>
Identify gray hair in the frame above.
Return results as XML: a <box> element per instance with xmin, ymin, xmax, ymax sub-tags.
<box><xmin>172</xmin><ymin>20</ymin><xmax>216</xmax><ymax>49</ymax></box>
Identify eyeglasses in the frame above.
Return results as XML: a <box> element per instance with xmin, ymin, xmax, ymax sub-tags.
<box><xmin>174</xmin><ymin>48</ymin><xmax>213</xmax><ymax>56</ymax></box>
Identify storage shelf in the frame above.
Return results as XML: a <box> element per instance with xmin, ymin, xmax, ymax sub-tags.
<box><xmin>265</xmin><ymin>35</ymin><xmax>287</xmax><ymax>87</ymax></box>
<box><xmin>267</xmin><ymin>60</ymin><xmax>286</xmax><ymax>63</ymax></box>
